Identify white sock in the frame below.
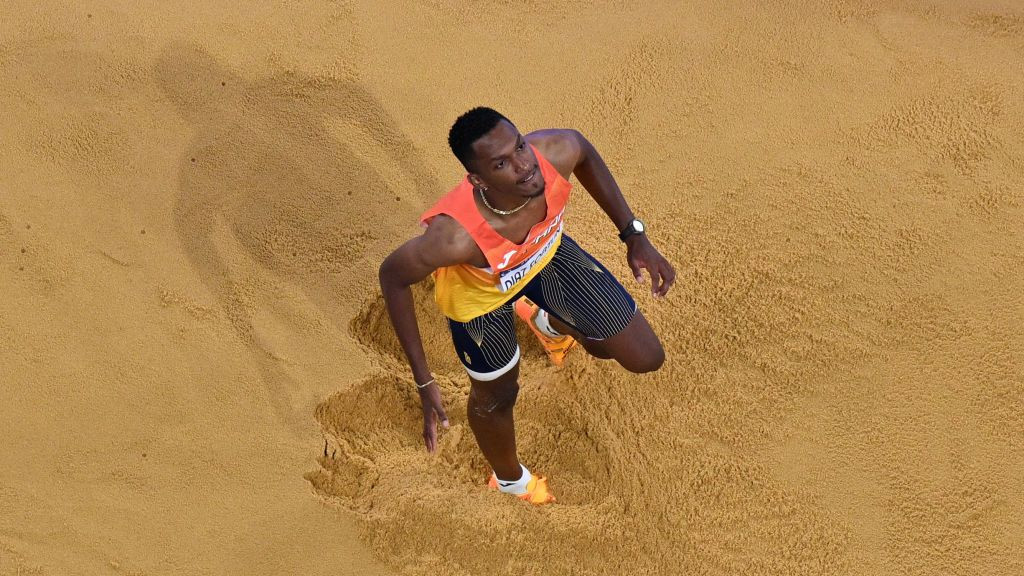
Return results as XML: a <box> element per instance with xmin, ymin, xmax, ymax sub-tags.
<box><xmin>533</xmin><ymin>310</ymin><xmax>562</xmax><ymax>338</ymax></box>
<box><xmin>494</xmin><ymin>464</ymin><xmax>532</xmax><ymax>495</ymax></box>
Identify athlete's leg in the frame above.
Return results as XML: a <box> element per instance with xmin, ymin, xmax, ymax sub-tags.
<box><xmin>544</xmin><ymin>309</ymin><xmax>663</xmax><ymax>371</ymax></box>
<box><xmin>466</xmin><ymin>363</ymin><xmax>522</xmax><ymax>481</ymax></box>
<box><xmin>580</xmin><ymin>312</ymin><xmax>663</xmax><ymax>373</ymax></box>
<box><xmin>447</xmin><ymin>303</ymin><xmax>526</xmax><ymax>482</ymax></box>
<box><xmin>540</xmin><ymin>314</ymin><xmax>611</xmax><ymax>359</ymax></box>
<box><xmin>522</xmin><ymin>235</ymin><xmax>665</xmax><ymax>373</ymax></box>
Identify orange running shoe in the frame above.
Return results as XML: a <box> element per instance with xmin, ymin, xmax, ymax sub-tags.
<box><xmin>488</xmin><ymin>472</ymin><xmax>556</xmax><ymax>505</ymax></box>
<box><xmin>514</xmin><ymin>298</ymin><xmax>576</xmax><ymax>366</ymax></box>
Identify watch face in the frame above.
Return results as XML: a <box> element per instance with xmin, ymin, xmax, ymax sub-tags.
<box><xmin>620</xmin><ymin>219</ymin><xmax>645</xmax><ymax>241</ymax></box>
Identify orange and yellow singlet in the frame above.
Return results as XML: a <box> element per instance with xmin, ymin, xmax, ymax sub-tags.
<box><xmin>420</xmin><ymin>146</ymin><xmax>572</xmax><ymax>322</ymax></box>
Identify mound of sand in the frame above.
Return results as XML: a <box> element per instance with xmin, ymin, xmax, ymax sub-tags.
<box><xmin>3</xmin><ymin>1</ymin><xmax>1023</xmax><ymax>575</ymax></box>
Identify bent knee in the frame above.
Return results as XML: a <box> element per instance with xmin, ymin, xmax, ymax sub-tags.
<box><xmin>620</xmin><ymin>345</ymin><xmax>665</xmax><ymax>374</ymax></box>
<box><xmin>469</xmin><ymin>381</ymin><xmax>520</xmax><ymax>414</ymax></box>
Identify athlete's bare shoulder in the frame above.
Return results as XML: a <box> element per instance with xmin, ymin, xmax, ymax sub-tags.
<box><xmin>419</xmin><ymin>214</ymin><xmax>486</xmax><ymax>267</ymax></box>
<box><xmin>525</xmin><ymin>129</ymin><xmax>585</xmax><ymax>180</ymax></box>
<box><xmin>380</xmin><ymin>215</ymin><xmax>484</xmax><ymax>285</ymax></box>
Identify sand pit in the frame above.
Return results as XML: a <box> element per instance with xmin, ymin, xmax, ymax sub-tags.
<box><xmin>2</xmin><ymin>1</ymin><xmax>1023</xmax><ymax>575</ymax></box>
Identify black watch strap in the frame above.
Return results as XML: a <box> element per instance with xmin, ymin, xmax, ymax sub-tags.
<box><xmin>618</xmin><ymin>218</ymin><xmax>645</xmax><ymax>242</ymax></box>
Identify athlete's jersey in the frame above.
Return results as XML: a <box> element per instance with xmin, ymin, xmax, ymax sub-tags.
<box><xmin>420</xmin><ymin>146</ymin><xmax>572</xmax><ymax>322</ymax></box>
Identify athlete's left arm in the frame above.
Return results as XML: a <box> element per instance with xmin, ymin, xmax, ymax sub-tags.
<box><xmin>533</xmin><ymin>129</ymin><xmax>676</xmax><ymax>297</ymax></box>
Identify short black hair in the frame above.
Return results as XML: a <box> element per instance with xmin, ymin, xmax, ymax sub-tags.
<box><xmin>448</xmin><ymin>107</ymin><xmax>512</xmax><ymax>172</ymax></box>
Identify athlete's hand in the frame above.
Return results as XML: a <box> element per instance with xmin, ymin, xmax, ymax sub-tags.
<box><xmin>626</xmin><ymin>235</ymin><xmax>676</xmax><ymax>298</ymax></box>
<box><xmin>418</xmin><ymin>382</ymin><xmax>450</xmax><ymax>453</ymax></box>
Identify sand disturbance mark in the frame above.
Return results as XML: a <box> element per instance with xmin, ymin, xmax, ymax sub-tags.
<box><xmin>967</xmin><ymin>11</ymin><xmax>1024</xmax><ymax>39</ymax></box>
<box><xmin>850</xmin><ymin>87</ymin><xmax>1004</xmax><ymax>177</ymax></box>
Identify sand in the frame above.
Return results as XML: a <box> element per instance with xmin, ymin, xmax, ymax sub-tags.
<box><xmin>2</xmin><ymin>1</ymin><xmax>1022</xmax><ymax>575</ymax></box>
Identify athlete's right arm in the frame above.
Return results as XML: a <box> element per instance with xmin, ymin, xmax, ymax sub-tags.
<box><xmin>378</xmin><ymin>216</ymin><xmax>477</xmax><ymax>452</ymax></box>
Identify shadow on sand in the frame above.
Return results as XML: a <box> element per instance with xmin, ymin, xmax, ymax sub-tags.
<box><xmin>155</xmin><ymin>44</ymin><xmax>441</xmax><ymax>434</ymax></box>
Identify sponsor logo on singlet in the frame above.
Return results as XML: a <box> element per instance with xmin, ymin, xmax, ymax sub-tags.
<box><xmin>497</xmin><ymin>216</ymin><xmax>563</xmax><ymax>293</ymax></box>
<box><xmin>496</xmin><ymin>250</ymin><xmax>517</xmax><ymax>270</ymax></box>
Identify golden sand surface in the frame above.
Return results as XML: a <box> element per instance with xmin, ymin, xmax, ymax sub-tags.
<box><xmin>2</xmin><ymin>1</ymin><xmax>1023</xmax><ymax>575</ymax></box>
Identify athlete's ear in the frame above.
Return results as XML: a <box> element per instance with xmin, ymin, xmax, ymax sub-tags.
<box><xmin>467</xmin><ymin>173</ymin><xmax>485</xmax><ymax>189</ymax></box>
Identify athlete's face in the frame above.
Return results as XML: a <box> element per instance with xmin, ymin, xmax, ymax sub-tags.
<box><xmin>469</xmin><ymin>120</ymin><xmax>546</xmax><ymax>198</ymax></box>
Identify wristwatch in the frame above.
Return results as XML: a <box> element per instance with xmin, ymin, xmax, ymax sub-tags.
<box><xmin>618</xmin><ymin>218</ymin><xmax>645</xmax><ymax>242</ymax></box>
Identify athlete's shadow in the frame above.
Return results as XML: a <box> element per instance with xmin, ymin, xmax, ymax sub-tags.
<box><xmin>156</xmin><ymin>44</ymin><xmax>441</xmax><ymax>434</ymax></box>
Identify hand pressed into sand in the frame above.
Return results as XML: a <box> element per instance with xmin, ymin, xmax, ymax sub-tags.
<box><xmin>419</xmin><ymin>383</ymin><xmax>449</xmax><ymax>453</ymax></box>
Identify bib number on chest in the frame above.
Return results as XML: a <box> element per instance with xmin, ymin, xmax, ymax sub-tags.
<box><xmin>497</xmin><ymin>222</ymin><xmax>562</xmax><ymax>293</ymax></box>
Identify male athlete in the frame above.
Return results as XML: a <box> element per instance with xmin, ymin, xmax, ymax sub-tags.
<box><xmin>379</xmin><ymin>107</ymin><xmax>675</xmax><ymax>504</ymax></box>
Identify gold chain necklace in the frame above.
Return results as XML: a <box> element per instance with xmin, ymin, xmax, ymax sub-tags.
<box><xmin>478</xmin><ymin>187</ymin><xmax>532</xmax><ymax>216</ymax></box>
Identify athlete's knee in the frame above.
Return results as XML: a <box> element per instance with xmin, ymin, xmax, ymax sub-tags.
<box><xmin>469</xmin><ymin>380</ymin><xmax>520</xmax><ymax>416</ymax></box>
<box><xmin>621</xmin><ymin>343</ymin><xmax>665</xmax><ymax>374</ymax></box>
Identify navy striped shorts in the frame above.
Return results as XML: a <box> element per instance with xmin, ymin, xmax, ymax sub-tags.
<box><xmin>448</xmin><ymin>234</ymin><xmax>636</xmax><ymax>381</ymax></box>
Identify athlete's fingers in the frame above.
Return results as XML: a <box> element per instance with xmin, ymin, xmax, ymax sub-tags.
<box><xmin>659</xmin><ymin>260</ymin><xmax>675</xmax><ymax>293</ymax></box>
<box><xmin>423</xmin><ymin>425</ymin><xmax>436</xmax><ymax>453</ymax></box>
<box><xmin>658</xmin><ymin>260</ymin><xmax>677</xmax><ymax>296</ymax></box>
<box><xmin>628</xmin><ymin>258</ymin><xmax>644</xmax><ymax>284</ymax></box>
<box><xmin>428</xmin><ymin>387</ymin><xmax>449</xmax><ymax>429</ymax></box>
<box><xmin>423</xmin><ymin>428</ymin><xmax>432</xmax><ymax>452</ymax></box>
<box><xmin>651</xmin><ymin>266</ymin><xmax>663</xmax><ymax>296</ymax></box>
<box><xmin>647</xmin><ymin>264</ymin><xmax>663</xmax><ymax>298</ymax></box>
<box><xmin>422</xmin><ymin>408</ymin><xmax>437</xmax><ymax>452</ymax></box>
